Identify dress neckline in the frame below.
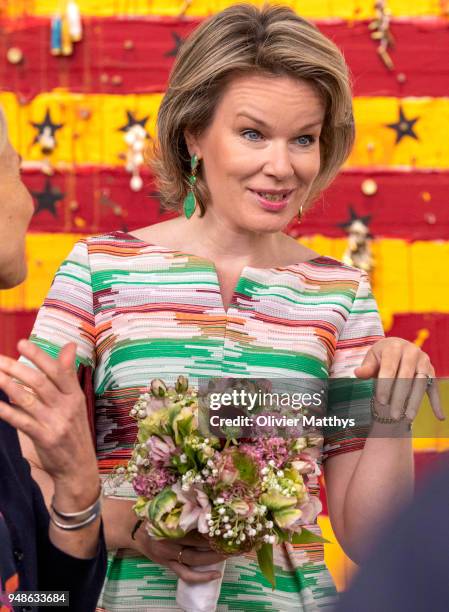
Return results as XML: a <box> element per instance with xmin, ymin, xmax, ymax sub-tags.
<box><xmin>115</xmin><ymin>230</ymin><xmax>323</xmax><ymax>272</ymax></box>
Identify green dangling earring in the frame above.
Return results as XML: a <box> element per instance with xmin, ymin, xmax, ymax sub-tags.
<box><xmin>183</xmin><ymin>154</ymin><xmax>199</xmax><ymax>219</ymax></box>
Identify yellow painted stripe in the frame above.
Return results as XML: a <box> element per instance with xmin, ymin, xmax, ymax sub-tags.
<box><xmin>2</xmin><ymin>0</ymin><xmax>446</xmax><ymax>19</ymax></box>
<box><xmin>2</xmin><ymin>92</ymin><xmax>449</xmax><ymax>169</ymax></box>
<box><xmin>317</xmin><ymin>514</ymin><xmax>357</xmax><ymax>592</ymax></box>
<box><xmin>2</xmin><ymin>235</ymin><xmax>449</xmax><ymax>327</ymax></box>
<box><xmin>0</xmin><ymin>233</ymin><xmax>83</xmax><ymax>311</ymax></box>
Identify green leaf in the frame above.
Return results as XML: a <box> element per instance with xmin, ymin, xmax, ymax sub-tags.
<box><xmin>232</xmin><ymin>451</ymin><xmax>258</xmax><ymax>485</ymax></box>
<box><xmin>291</xmin><ymin>528</ymin><xmax>331</xmax><ymax>545</ymax></box>
<box><xmin>257</xmin><ymin>543</ymin><xmax>276</xmax><ymax>590</ymax></box>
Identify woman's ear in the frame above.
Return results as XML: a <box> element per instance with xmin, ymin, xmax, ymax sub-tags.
<box><xmin>183</xmin><ymin>129</ymin><xmax>201</xmax><ymax>159</ymax></box>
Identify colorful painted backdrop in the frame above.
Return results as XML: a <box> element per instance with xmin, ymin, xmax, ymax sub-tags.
<box><xmin>1</xmin><ymin>0</ymin><xmax>449</xmax><ymax>590</ymax></box>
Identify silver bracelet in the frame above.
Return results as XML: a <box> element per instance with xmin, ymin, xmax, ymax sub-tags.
<box><xmin>49</xmin><ymin>507</ymin><xmax>101</xmax><ymax>531</ymax></box>
<box><xmin>50</xmin><ymin>482</ymin><xmax>102</xmax><ymax>522</ymax></box>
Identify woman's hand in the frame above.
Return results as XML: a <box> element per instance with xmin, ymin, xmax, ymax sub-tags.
<box><xmin>0</xmin><ymin>339</ymin><xmax>99</xmax><ymax>507</ymax></box>
<box><xmin>128</xmin><ymin>521</ymin><xmax>227</xmax><ymax>584</ymax></box>
<box><xmin>354</xmin><ymin>336</ymin><xmax>444</xmax><ymax>422</ymax></box>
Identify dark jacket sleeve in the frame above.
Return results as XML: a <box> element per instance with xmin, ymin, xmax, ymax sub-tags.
<box><xmin>334</xmin><ymin>452</ymin><xmax>449</xmax><ymax>612</ymax></box>
<box><xmin>33</xmin><ymin>478</ymin><xmax>107</xmax><ymax>612</ymax></box>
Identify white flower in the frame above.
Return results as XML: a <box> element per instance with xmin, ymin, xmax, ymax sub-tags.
<box><xmin>218</xmin><ymin>507</ymin><xmax>226</xmax><ymax>515</ymax></box>
<box><xmin>266</xmin><ymin>520</ymin><xmax>274</xmax><ymax>529</ymax></box>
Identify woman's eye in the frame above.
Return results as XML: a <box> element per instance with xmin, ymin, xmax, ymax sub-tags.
<box><xmin>241</xmin><ymin>129</ymin><xmax>262</xmax><ymax>141</ymax></box>
<box><xmin>296</xmin><ymin>135</ymin><xmax>316</xmax><ymax>146</ymax></box>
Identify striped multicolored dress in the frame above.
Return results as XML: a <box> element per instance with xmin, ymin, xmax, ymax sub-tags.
<box><xmin>27</xmin><ymin>230</ymin><xmax>384</xmax><ymax>611</ymax></box>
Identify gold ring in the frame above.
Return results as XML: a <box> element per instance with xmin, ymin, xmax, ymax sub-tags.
<box><xmin>177</xmin><ymin>549</ymin><xmax>184</xmax><ymax>565</ymax></box>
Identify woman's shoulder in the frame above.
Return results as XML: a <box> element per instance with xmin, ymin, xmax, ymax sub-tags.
<box><xmin>288</xmin><ymin>253</ymin><xmax>365</xmax><ymax>280</ymax></box>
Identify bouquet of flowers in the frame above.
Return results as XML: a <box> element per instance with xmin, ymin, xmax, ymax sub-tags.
<box><xmin>114</xmin><ymin>376</ymin><xmax>327</xmax><ymax>612</ymax></box>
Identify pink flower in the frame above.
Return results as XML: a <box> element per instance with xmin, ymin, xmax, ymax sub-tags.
<box><xmin>147</xmin><ymin>435</ymin><xmax>176</xmax><ymax>466</ymax></box>
<box><xmin>172</xmin><ymin>483</ymin><xmax>212</xmax><ymax>534</ymax></box>
<box><xmin>297</xmin><ymin>495</ymin><xmax>322</xmax><ymax>525</ymax></box>
<box><xmin>217</xmin><ymin>450</ymin><xmax>239</xmax><ymax>485</ymax></box>
<box><xmin>292</xmin><ymin>452</ymin><xmax>320</xmax><ymax>476</ymax></box>
<box><xmin>132</xmin><ymin>468</ymin><xmax>177</xmax><ymax>498</ymax></box>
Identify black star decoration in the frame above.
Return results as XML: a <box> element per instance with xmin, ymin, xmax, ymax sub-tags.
<box><xmin>32</xmin><ymin>178</ymin><xmax>64</xmax><ymax>217</ymax></box>
<box><xmin>118</xmin><ymin>110</ymin><xmax>149</xmax><ymax>134</ymax></box>
<box><xmin>30</xmin><ymin>109</ymin><xmax>63</xmax><ymax>145</ymax></box>
<box><xmin>164</xmin><ymin>32</ymin><xmax>184</xmax><ymax>57</ymax></box>
<box><xmin>385</xmin><ymin>106</ymin><xmax>420</xmax><ymax>144</ymax></box>
<box><xmin>338</xmin><ymin>206</ymin><xmax>373</xmax><ymax>237</ymax></box>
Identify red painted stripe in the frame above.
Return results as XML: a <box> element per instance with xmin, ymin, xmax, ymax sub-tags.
<box><xmin>1</xmin><ymin>17</ymin><xmax>448</xmax><ymax>100</ymax></box>
<box><xmin>21</xmin><ymin>167</ymin><xmax>449</xmax><ymax>240</ymax></box>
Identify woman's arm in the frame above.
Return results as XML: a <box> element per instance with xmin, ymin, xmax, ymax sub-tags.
<box><xmin>324</xmin><ymin>433</ymin><xmax>413</xmax><ymax>565</ymax></box>
<box><xmin>0</xmin><ymin>342</ymin><xmax>101</xmax><ymax>559</ymax></box>
<box><xmin>324</xmin><ymin>336</ymin><xmax>442</xmax><ymax>564</ymax></box>
<box><xmin>12</xmin><ymin>344</ymin><xmax>226</xmax><ymax>584</ymax></box>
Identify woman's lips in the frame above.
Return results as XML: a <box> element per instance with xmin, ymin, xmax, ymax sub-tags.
<box><xmin>249</xmin><ymin>189</ymin><xmax>293</xmax><ymax>211</ymax></box>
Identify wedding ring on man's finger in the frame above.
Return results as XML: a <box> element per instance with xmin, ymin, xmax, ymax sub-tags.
<box><xmin>416</xmin><ymin>372</ymin><xmax>434</xmax><ymax>389</ymax></box>
<box><xmin>177</xmin><ymin>548</ymin><xmax>185</xmax><ymax>565</ymax></box>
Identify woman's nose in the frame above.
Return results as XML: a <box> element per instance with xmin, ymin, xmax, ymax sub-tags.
<box><xmin>263</xmin><ymin>142</ymin><xmax>295</xmax><ymax>180</ymax></box>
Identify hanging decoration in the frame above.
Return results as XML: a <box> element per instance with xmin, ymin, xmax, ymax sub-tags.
<box><xmin>31</xmin><ymin>108</ymin><xmax>64</xmax><ymax>155</ymax></box>
<box><xmin>385</xmin><ymin>106</ymin><xmax>419</xmax><ymax>144</ymax></box>
<box><xmin>368</xmin><ymin>0</ymin><xmax>394</xmax><ymax>70</ymax></box>
<box><xmin>118</xmin><ymin>111</ymin><xmax>150</xmax><ymax>192</ymax></box>
<box><xmin>51</xmin><ymin>1</ymin><xmax>83</xmax><ymax>57</ymax></box>
<box><xmin>339</xmin><ymin>207</ymin><xmax>375</xmax><ymax>274</ymax></box>
<box><xmin>31</xmin><ymin>178</ymin><xmax>64</xmax><ymax>217</ymax></box>
<box><xmin>164</xmin><ymin>32</ymin><xmax>185</xmax><ymax>57</ymax></box>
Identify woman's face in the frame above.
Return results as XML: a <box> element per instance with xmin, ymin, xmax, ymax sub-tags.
<box><xmin>185</xmin><ymin>73</ymin><xmax>325</xmax><ymax>233</ymax></box>
<box><xmin>0</xmin><ymin>139</ymin><xmax>34</xmax><ymax>289</ymax></box>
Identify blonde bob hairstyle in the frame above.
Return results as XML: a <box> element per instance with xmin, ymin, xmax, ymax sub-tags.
<box><xmin>150</xmin><ymin>2</ymin><xmax>355</xmax><ymax>217</ymax></box>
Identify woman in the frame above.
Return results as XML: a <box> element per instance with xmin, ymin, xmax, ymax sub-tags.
<box><xmin>0</xmin><ymin>108</ymin><xmax>107</xmax><ymax>609</ymax></box>
<box><xmin>20</xmin><ymin>4</ymin><xmax>443</xmax><ymax>611</ymax></box>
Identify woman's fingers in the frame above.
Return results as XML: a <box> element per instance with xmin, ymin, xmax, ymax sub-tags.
<box><xmin>17</xmin><ymin>339</ymin><xmax>79</xmax><ymax>396</ymax></box>
<box><xmin>167</xmin><ymin>560</ymin><xmax>221</xmax><ymax>584</ymax></box>
<box><xmin>179</xmin><ymin>547</ymin><xmax>228</xmax><ymax>567</ymax></box>
<box><xmin>388</xmin><ymin>345</ymin><xmax>420</xmax><ymax>420</ymax></box>
<box><xmin>0</xmin><ymin>352</ymin><xmax>59</xmax><ymax>407</ymax></box>
<box><xmin>375</xmin><ymin>344</ymin><xmax>402</xmax><ymax>406</ymax></box>
<box><xmin>403</xmin><ymin>373</ymin><xmax>428</xmax><ymax>422</ymax></box>
<box><xmin>176</xmin><ymin>532</ymin><xmax>212</xmax><ymax>547</ymax></box>
<box><xmin>426</xmin><ymin>373</ymin><xmax>445</xmax><ymax>421</ymax></box>
<box><xmin>0</xmin><ymin>368</ymin><xmax>45</xmax><ymax>417</ymax></box>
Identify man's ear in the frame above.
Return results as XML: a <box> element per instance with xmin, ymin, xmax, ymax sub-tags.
<box><xmin>183</xmin><ymin>128</ymin><xmax>201</xmax><ymax>158</ymax></box>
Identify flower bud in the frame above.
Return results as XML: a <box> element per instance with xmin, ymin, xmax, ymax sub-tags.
<box><xmin>175</xmin><ymin>375</ymin><xmax>189</xmax><ymax>394</ymax></box>
<box><xmin>150</xmin><ymin>378</ymin><xmax>167</xmax><ymax>397</ymax></box>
